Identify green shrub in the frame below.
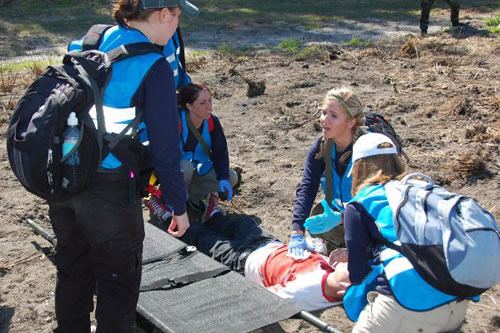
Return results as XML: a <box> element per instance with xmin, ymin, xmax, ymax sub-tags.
<box><xmin>342</xmin><ymin>36</ymin><xmax>372</xmax><ymax>47</ymax></box>
<box><xmin>277</xmin><ymin>38</ymin><xmax>304</xmax><ymax>55</ymax></box>
<box><xmin>216</xmin><ymin>43</ymin><xmax>257</xmax><ymax>56</ymax></box>
<box><xmin>485</xmin><ymin>14</ymin><xmax>500</xmax><ymax>34</ymax></box>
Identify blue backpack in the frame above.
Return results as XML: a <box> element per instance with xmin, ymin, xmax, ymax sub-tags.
<box><xmin>384</xmin><ymin>173</ymin><xmax>500</xmax><ymax>297</ymax></box>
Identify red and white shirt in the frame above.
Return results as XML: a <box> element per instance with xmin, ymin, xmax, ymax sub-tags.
<box><xmin>244</xmin><ymin>243</ymin><xmax>341</xmax><ymax>311</ymax></box>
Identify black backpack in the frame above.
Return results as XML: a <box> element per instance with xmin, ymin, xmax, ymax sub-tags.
<box><xmin>363</xmin><ymin>111</ymin><xmax>407</xmax><ymax>160</ymax></box>
<box><xmin>7</xmin><ymin>25</ymin><xmax>162</xmax><ymax>202</ymax></box>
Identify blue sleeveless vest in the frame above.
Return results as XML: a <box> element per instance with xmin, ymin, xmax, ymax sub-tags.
<box><xmin>343</xmin><ymin>184</ymin><xmax>458</xmax><ymax>321</ymax></box>
<box><xmin>180</xmin><ymin>109</ymin><xmax>213</xmax><ymax>176</ymax></box>
<box><xmin>163</xmin><ymin>31</ymin><xmax>191</xmax><ymax>88</ymax></box>
<box><xmin>320</xmin><ymin>142</ymin><xmax>353</xmax><ymax>211</ymax></box>
<box><xmin>68</xmin><ymin>25</ymin><xmax>164</xmax><ymax>169</ymax></box>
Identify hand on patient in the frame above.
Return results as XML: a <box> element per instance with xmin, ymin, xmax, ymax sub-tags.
<box><xmin>329</xmin><ymin>248</ymin><xmax>348</xmax><ymax>266</ymax></box>
<box><xmin>287</xmin><ymin>232</ymin><xmax>315</xmax><ymax>260</ymax></box>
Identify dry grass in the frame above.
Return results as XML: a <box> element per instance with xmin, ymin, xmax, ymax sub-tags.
<box><xmin>0</xmin><ymin>70</ymin><xmax>18</xmax><ymax>93</ymax></box>
<box><xmin>465</xmin><ymin>123</ymin><xmax>500</xmax><ymax>143</ymax></box>
<box><xmin>400</xmin><ymin>37</ymin><xmax>420</xmax><ymax>58</ymax></box>
<box><xmin>444</xmin><ymin>96</ymin><xmax>474</xmax><ymax>116</ymax></box>
<box><xmin>451</xmin><ymin>152</ymin><xmax>488</xmax><ymax>178</ymax></box>
<box><xmin>185</xmin><ymin>55</ymin><xmax>209</xmax><ymax>72</ymax></box>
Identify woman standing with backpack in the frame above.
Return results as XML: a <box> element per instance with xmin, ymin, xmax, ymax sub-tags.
<box><xmin>177</xmin><ymin>83</ymin><xmax>239</xmax><ymax>222</ymax></box>
<box><xmin>288</xmin><ymin>87</ymin><xmax>365</xmax><ymax>259</ymax></box>
<box><xmin>48</xmin><ymin>1</ymin><xmax>198</xmax><ymax>332</ymax></box>
<box><xmin>342</xmin><ymin>133</ymin><xmax>468</xmax><ymax>333</ymax></box>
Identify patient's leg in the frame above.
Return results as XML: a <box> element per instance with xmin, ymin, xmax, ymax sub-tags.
<box><xmin>181</xmin><ymin>222</ymin><xmax>247</xmax><ymax>271</ymax></box>
<box><xmin>205</xmin><ymin>214</ymin><xmax>275</xmax><ymax>245</ymax></box>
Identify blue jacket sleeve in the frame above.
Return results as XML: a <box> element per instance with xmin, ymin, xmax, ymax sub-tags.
<box><xmin>210</xmin><ymin>115</ymin><xmax>230</xmax><ymax>181</ymax></box>
<box><xmin>140</xmin><ymin>59</ymin><xmax>187</xmax><ymax>215</ymax></box>
<box><xmin>291</xmin><ymin>136</ymin><xmax>325</xmax><ymax>231</ymax></box>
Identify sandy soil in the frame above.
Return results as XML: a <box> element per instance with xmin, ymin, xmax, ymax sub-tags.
<box><xmin>1</xmin><ymin>9</ymin><xmax>499</xmax><ymax>333</ymax></box>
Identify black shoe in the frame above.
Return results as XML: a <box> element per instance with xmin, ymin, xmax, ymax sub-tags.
<box><xmin>188</xmin><ymin>199</ymin><xmax>205</xmax><ymax>212</ymax></box>
<box><xmin>420</xmin><ymin>29</ymin><xmax>428</xmax><ymax>37</ymax></box>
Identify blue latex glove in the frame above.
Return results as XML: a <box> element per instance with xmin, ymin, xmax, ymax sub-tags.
<box><xmin>287</xmin><ymin>233</ymin><xmax>314</xmax><ymax>260</ymax></box>
<box><xmin>219</xmin><ymin>179</ymin><xmax>233</xmax><ymax>201</ymax></box>
<box><xmin>304</xmin><ymin>200</ymin><xmax>342</xmax><ymax>234</ymax></box>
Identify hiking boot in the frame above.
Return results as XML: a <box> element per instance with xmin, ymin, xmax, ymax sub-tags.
<box><xmin>420</xmin><ymin>29</ymin><xmax>428</xmax><ymax>37</ymax></box>
<box><xmin>203</xmin><ymin>193</ymin><xmax>226</xmax><ymax>223</ymax></box>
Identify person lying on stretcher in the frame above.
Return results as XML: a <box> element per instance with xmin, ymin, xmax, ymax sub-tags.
<box><xmin>172</xmin><ymin>211</ymin><xmax>351</xmax><ymax>312</ymax></box>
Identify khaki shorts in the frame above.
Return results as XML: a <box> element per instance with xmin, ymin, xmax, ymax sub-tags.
<box><xmin>353</xmin><ymin>291</ymin><xmax>468</xmax><ymax>333</ymax></box>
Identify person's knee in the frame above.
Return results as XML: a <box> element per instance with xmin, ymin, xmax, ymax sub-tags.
<box><xmin>180</xmin><ymin>159</ymin><xmax>194</xmax><ymax>183</ymax></box>
<box><xmin>229</xmin><ymin>168</ymin><xmax>239</xmax><ymax>187</ymax></box>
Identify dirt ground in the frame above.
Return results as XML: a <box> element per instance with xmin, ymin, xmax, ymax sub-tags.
<box><xmin>1</xmin><ymin>8</ymin><xmax>499</xmax><ymax>333</ymax></box>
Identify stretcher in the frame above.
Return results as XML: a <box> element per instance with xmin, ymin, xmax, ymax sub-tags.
<box><xmin>26</xmin><ymin>218</ymin><xmax>342</xmax><ymax>333</ymax></box>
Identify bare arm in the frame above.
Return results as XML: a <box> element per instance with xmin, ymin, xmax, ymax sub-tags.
<box><xmin>325</xmin><ymin>262</ymin><xmax>351</xmax><ymax>300</ymax></box>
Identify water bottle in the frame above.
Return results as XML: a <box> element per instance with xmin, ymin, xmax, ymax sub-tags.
<box><xmin>62</xmin><ymin>112</ymin><xmax>80</xmax><ymax>190</ymax></box>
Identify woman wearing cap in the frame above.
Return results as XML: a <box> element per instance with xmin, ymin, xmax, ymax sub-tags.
<box><xmin>342</xmin><ymin>133</ymin><xmax>468</xmax><ymax>333</ymax></box>
<box><xmin>288</xmin><ymin>87</ymin><xmax>365</xmax><ymax>259</ymax></box>
<box><xmin>50</xmin><ymin>1</ymin><xmax>198</xmax><ymax>332</ymax></box>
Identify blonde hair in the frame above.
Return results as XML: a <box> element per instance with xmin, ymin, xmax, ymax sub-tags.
<box><xmin>324</xmin><ymin>87</ymin><xmax>364</xmax><ymax>119</ymax></box>
<box><xmin>316</xmin><ymin>87</ymin><xmax>366</xmax><ymax>162</ymax></box>
<box><xmin>351</xmin><ymin>143</ymin><xmax>407</xmax><ymax>196</ymax></box>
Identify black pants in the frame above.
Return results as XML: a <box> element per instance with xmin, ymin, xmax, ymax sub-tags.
<box><xmin>181</xmin><ymin>214</ymin><xmax>275</xmax><ymax>273</ymax></box>
<box><xmin>48</xmin><ymin>168</ymin><xmax>144</xmax><ymax>333</ymax></box>
<box><xmin>420</xmin><ymin>0</ymin><xmax>460</xmax><ymax>32</ymax></box>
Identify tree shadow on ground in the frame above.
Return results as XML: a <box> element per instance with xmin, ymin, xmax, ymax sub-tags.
<box><xmin>0</xmin><ymin>306</ymin><xmax>14</xmax><ymax>333</ymax></box>
<box><xmin>445</xmin><ymin>23</ymin><xmax>492</xmax><ymax>39</ymax></box>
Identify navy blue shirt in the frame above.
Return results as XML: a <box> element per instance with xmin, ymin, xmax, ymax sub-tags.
<box><xmin>344</xmin><ymin>201</ymin><xmax>391</xmax><ymax>295</ymax></box>
<box><xmin>182</xmin><ymin>115</ymin><xmax>230</xmax><ymax>180</ymax></box>
<box><xmin>135</xmin><ymin>59</ymin><xmax>186</xmax><ymax>215</ymax></box>
<box><xmin>291</xmin><ymin>136</ymin><xmax>351</xmax><ymax>231</ymax></box>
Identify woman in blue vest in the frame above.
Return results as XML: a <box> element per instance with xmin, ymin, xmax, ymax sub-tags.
<box><xmin>343</xmin><ymin>133</ymin><xmax>468</xmax><ymax>333</ymax></box>
<box><xmin>178</xmin><ymin>83</ymin><xmax>239</xmax><ymax>222</ymax></box>
<box><xmin>48</xmin><ymin>1</ymin><xmax>199</xmax><ymax>332</ymax></box>
<box><xmin>288</xmin><ymin>87</ymin><xmax>365</xmax><ymax>259</ymax></box>
<box><xmin>163</xmin><ymin>28</ymin><xmax>191</xmax><ymax>88</ymax></box>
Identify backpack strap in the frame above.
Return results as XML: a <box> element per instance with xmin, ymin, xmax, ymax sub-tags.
<box><xmin>185</xmin><ymin>112</ymin><xmax>212</xmax><ymax>159</ymax></box>
<box><xmin>72</xmin><ymin>42</ymin><xmax>163</xmax><ymax>165</ymax></box>
<box><xmin>323</xmin><ymin>138</ymin><xmax>334</xmax><ymax>206</ymax></box>
<box><xmin>174</xmin><ymin>26</ymin><xmax>186</xmax><ymax>69</ymax></box>
<box><xmin>207</xmin><ymin>115</ymin><xmax>215</xmax><ymax>132</ymax></box>
<box><xmin>401</xmin><ymin>173</ymin><xmax>435</xmax><ymax>188</ymax></box>
<box><xmin>106</xmin><ymin>42</ymin><xmax>163</xmax><ymax>64</ymax></box>
<box><xmin>180</xmin><ymin>114</ymin><xmax>215</xmax><ymax>133</ymax></box>
<box><xmin>81</xmin><ymin>24</ymin><xmax>113</xmax><ymax>51</ymax></box>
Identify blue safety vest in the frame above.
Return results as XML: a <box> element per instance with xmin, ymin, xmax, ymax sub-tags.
<box><xmin>163</xmin><ymin>31</ymin><xmax>191</xmax><ymax>88</ymax></box>
<box><xmin>68</xmin><ymin>25</ymin><xmax>164</xmax><ymax>169</ymax></box>
<box><xmin>343</xmin><ymin>184</ymin><xmax>458</xmax><ymax>321</ymax></box>
<box><xmin>319</xmin><ymin>142</ymin><xmax>353</xmax><ymax>211</ymax></box>
<box><xmin>179</xmin><ymin>109</ymin><xmax>213</xmax><ymax>176</ymax></box>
